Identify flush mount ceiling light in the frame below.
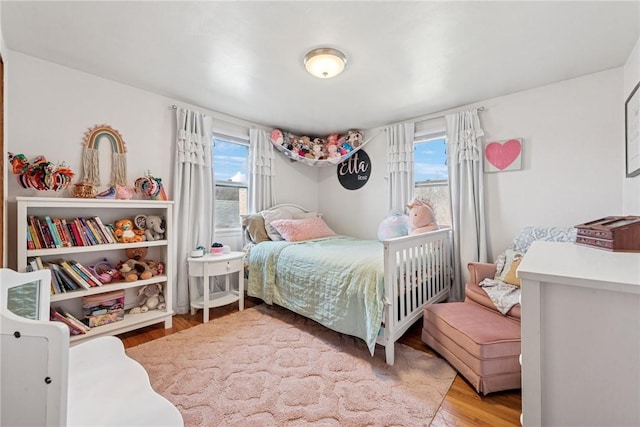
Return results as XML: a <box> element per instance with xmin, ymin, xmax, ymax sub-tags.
<box><xmin>304</xmin><ymin>48</ymin><xmax>347</xmax><ymax>79</ymax></box>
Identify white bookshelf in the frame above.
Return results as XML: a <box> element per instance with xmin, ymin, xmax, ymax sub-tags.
<box><xmin>16</xmin><ymin>197</ymin><xmax>174</xmax><ymax>344</ymax></box>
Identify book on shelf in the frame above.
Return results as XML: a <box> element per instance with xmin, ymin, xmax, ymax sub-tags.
<box><xmin>69</xmin><ymin>260</ymin><xmax>103</xmax><ymax>287</ymax></box>
<box><xmin>57</xmin><ymin>260</ymin><xmax>92</xmax><ymax>289</ymax></box>
<box><xmin>67</xmin><ymin>220</ymin><xmax>85</xmax><ymax>246</ymax></box>
<box><xmin>79</xmin><ymin>217</ymin><xmax>101</xmax><ymax>244</ymax></box>
<box><xmin>27</xmin><ymin>221</ymin><xmax>42</xmax><ymax>249</ymax></box>
<box><xmin>50</xmin><ymin>263</ymin><xmax>78</xmax><ymax>292</ymax></box>
<box><xmin>28</xmin><ymin>215</ymin><xmax>50</xmax><ymax>249</ymax></box>
<box><xmin>26</xmin><ymin>228</ymin><xmax>35</xmax><ymax>250</ymax></box>
<box><xmin>93</xmin><ymin>216</ymin><xmax>117</xmax><ymax>244</ymax></box>
<box><xmin>60</xmin><ymin>308</ymin><xmax>91</xmax><ymax>333</ymax></box>
<box><xmin>53</xmin><ymin>307</ymin><xmax>90</xmax><ymax>334</ymax></box>
<box><xmin>53</xmin><ymin>218</ymin><xmax>73</xmax><ymax>247</ymax></box>
<box><xmin>45</xmin><ymin>262</ymin><xmax>63</xmax><ymax>295</ymax></box>
<box><xmin>44</xmin><ymin>216</ymin><xmax>63</xmax><ymax>248</ymax></box>
<box><xmin>76</xmin><ymin>218</ymin><xmax>98</xmax><ymax>245</ymax></box>
<box><xmin>50</xmin><ymin>307</ymin><xmax>86</xmax><ymax>335</ymax></box>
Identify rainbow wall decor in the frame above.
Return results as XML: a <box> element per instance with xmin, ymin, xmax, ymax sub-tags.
<box><xmin>81</xmin><ymin>124</ymin><xmax>128</xmax><ymax>186</ymax></box>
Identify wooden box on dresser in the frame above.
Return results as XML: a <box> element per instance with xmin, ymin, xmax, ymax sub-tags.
<box><xmin>16</xmin><ymin>197</ymin><xmax>174</xmax><ymax>344</ymax></box>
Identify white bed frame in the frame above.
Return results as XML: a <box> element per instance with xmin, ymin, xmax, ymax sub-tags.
<box><xmin>244</xmin><ymin>204</ymin><xmax>452</xmax><ymax>365</ymax></box>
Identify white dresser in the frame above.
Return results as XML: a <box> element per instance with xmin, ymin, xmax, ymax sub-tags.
<box><xmin>518</xmin><ymin>241</ymin><xmax>640</xmax><ymax>427</ymax></box>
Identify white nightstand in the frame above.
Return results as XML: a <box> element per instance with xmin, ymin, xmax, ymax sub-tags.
<box><xmin>187</xmin><ymin>252</ymin><xmax>244</xmax><ymax>322</ymax></box>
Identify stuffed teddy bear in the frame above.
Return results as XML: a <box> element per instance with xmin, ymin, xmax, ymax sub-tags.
<box><xmin>407</xmin><ymin>198</ymin><xmax>439</xmax><ymax>235</ymax></box>
<box><xmin>114</xmin><ymin>219</ymin><xmax>145</xmax><ymax>243</ymax></box>
<box><xmin>119</xmin><ymin>259</ymin><xmax>153</xmax><ymax>282</ymax></box>
<box><xmin>129</xmin><ymin>284</ymin><xmax>165</xmax><ymax>314</ymax></box>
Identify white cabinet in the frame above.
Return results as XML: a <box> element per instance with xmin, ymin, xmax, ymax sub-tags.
<box><xmin>16</xmin><ymin>197</ymin><xmax>174</xmax><ymax>344</ymax></box>
<box><xmin>518</xmin><ymin>241</ymin><xmax>640</xmax><ymax>427</ymax></box>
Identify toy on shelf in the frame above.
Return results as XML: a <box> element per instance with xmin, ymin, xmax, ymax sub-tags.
<box><xmin>134</xmin><ymin>172</ymin><xmax>167</xmax><ymax>200</ymax></box>
<box><xmin>134</xmin><ymin>214</ymin><xmax>165</xmax><ymax>241</ymax></box>
<box><xmin>8</xmin><ymin>153</ymin><xmax>74</xmax><ymax>192</ymax></box>
<box><xmin>129</xmin><ymin>284</ymin><xmax>166</xmax><ymax>314</ymax></box>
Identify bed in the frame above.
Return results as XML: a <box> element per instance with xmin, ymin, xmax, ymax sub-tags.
<box><xmin>242</xmin><ymin>204</ymin><xmax>452</xmax><ymax>365</ymax></box>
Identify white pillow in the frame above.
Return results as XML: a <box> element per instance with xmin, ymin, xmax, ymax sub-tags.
<box><xmin>292</xmin><ymin>211</ymin><xmax>319</xmax><ymax>220</ymax></box>
<box><xmin>261</xmin><ymin>209</ymin><xmax>293</xmax><ymax>241</ymax></box>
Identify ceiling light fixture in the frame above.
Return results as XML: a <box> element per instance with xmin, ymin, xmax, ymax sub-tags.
<box><xmin>304</xmin><ymin>48</ymin><xmax>347</xmax><ymax>79</ymax></box>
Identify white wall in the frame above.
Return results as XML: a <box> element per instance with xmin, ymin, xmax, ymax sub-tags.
<box><xmin>4</xmin><ymin>51</ymin><xmax>317</xmax><ymax>265</ymax></box>
<box><xmin>4</xmin><ymin>51</ymin><xmax>627</xmax><ymax>262</ymax></box>
<box><xmin>319</xmin><ymin>68</ymin><xmax>624</xmax><ymax>260</ymax></box>
<box><xmin>623</xmin><ymin>37</ymin><xmax>640</xmax><ymax>215</ymax></box>
<box><xmin>317</xmin><ymin>127</ymin><xmax>388</xmax><ymax>239</ymax></box>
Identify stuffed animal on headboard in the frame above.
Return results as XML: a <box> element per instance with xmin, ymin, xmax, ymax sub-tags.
<box><xmin>407</xmin><ymin>198</ymin><xmax>439</xmax><ymax>235</ymax></box>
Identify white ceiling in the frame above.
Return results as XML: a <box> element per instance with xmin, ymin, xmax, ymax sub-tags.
<box><xmin>2</xmin><ymin>1</ymin><xmax>639</xmax><ymax>135</ymax></box>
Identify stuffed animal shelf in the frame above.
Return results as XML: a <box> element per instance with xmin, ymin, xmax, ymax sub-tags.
<box><xmin>407</xmin><ymin>198</ymin><xmax>439</xmax><ymax>235</ymax></box>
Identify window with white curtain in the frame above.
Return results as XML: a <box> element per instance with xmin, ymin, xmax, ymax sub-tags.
<box><xmin>414</xmin><ymin>132</ymin><xmax>452</xmax><ymax>227</ymax></box>
<box><xmin>213</xmin><ymin>134</ymin><xmax>249</xmax><ymax>230</ymax></box>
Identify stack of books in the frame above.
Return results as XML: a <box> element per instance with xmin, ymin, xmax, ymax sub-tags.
<box><xmin>28</xmin><ymin>256</ymin><xmax>106</xmax><ymax>294</ymax></box>
<box><xmin>26</xmin><ymin>215</ymin><xmax>117</xmax><ymax>249</ymax></box>
<box><xmin>49</xmin><ymin>307</ymin><xmax>91</xmax><ymax>335</ymax></box>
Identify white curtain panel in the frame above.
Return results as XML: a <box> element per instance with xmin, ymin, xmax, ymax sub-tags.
<box><xmin>387</xmin><ymin>122</ymin><xmax>415</xmax><ymax>213</ymax></box>
<box><xmin>248</xmin><ymin>128</ymin><xmax>276</xmax><ymax>212</ymax></box>
<box><xmin>173</xmin><ymin>108</ymin><xmax>215</xmax><ymax>314</ymax></box>
<box><xmin>445</xmin><ymin>108</ymin><xmax>488</xmax><ymax>301</ymax></box>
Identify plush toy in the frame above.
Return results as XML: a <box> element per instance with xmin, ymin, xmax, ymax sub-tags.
<box><xmin>129</xmin><ymin>284</ymin><xmax>166</xmax><ymax>314</ymax></box>
<box><xmin>270</xmin><ymin>129</ymin><xmax>284</xmax><ymax>146</ymax></box>
<box><xmin>134</xmin><ymin>214</ymin><xmax>165</xmax><ymax>241</ymax></box>
<box><xmin>114</xmin><ymin>219</ymin><xmax>145</xmax><ymax>243</ymax></box>
<box><xmin>377</xmin><ymin>212</ymin><xmax>409</xmax><ymax>241</ymax></box>
<box><xmin>347</xmin><ymin>129</ymin><xmax>363</xmax><ymax>147</ymax></box>
<box><xmin>407</xmin><ymin>198</ymin><xmax>439</xmax><ymax>235</ymax></box>
<box><xmin>327</xmin><ymin>144</ymin><xmax>341</xmax><ymax>162</ymax></box>
<box><xmin>119</xmin><ymin>259</ymin><xmax>153</xmax><ymax>282</ymax></box>
<box><xmin>115</xmin><ymin>184</ymin><xmax>134</xmax><ymax>200</ymax></box>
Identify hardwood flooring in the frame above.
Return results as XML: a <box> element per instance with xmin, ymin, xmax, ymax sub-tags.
<box><xmin>119</xmin><ymin>297</ymin><xmax>522</xmax><ymax>426</ymax></box>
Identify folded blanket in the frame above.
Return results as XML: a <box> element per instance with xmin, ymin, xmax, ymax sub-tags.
<box><xmin>479</xmin><ymin>278</ymin><xmax>520</xmax><ymax>315</ymax></box>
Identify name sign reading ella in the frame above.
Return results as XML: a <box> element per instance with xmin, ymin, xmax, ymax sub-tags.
<box><xmin>337</xmin><ymin>149</ymin><xmax>372</xmax><ymax>190</ymax></box>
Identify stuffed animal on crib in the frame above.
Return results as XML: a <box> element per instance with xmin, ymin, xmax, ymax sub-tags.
<box><xmin>377</xmin><ymin>211</ymin><xmax>409</xmax><ymax>241</ymax></box>
<box><xmin>129</xmin><ymin>284</ymin><xmax>166</xmax><ymax>314</ymax></box>
<box><xmin>407</xmin><ymin>198</ymin><xmax>439</xmax><ymax>235</ymax></box>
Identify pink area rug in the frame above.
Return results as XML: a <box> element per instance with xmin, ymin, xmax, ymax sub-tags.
<box><xmin>126</xmin><ymin>305</ymin><xmax>456</xmax><ymax>426</ymax></box>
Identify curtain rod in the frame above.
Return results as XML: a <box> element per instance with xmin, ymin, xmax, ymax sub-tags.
<box><xmin>171</xmin><ymin>104</ymin><xmax>271</xmax><ymax>131</ymax></box>
<box><xmin>172</xmin><ymin>104</ymin><xmax>485</xmax><ymax>131</ymax></box>
<box><xmin>398</xmin><ymin>106</ymin><xmax>485</xmax><ymax>127</ymax></box>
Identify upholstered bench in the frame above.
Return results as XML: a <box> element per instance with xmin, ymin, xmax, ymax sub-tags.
<box><xmin>422</xmin><ymin>302</ymin><xmax>521</xmax><ymax>395</ymax></box>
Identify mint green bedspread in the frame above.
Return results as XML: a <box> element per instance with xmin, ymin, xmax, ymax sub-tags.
<box><xmin>247</xmin><ymin>236</ymin><xmax>384</xmax><ymax>354</ymax></box>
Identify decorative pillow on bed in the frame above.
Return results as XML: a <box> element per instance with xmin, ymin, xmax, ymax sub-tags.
<box><xmin>241</xmin><ymin>213</ymin><xmax>270</xmax><ymax>243</ymax></box>
<box><xmin>262</xmin><ymin>210</ymin><xmax>293</xmax><ymax>241</ymax></box>
<box><xmin>269</xmin><ymin>217</ymin><xmax>336</xmax><ymax>242</ymax></box>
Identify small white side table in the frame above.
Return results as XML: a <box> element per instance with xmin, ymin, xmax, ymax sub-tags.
<box><xmin>187</xmin><ymin>252</ymin><xmax>244</xmax><ymax>323</ymax></box>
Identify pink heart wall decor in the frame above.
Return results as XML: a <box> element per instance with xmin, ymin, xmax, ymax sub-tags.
<box><xmin>485</xmin><ymin>139</ymin><xmax>522</xmax><ymax>170</ymax></box>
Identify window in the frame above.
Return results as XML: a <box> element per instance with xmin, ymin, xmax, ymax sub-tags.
<box><xmin>213</xmin><ymin>136</ymin><xmax>249</xmax><ymax>229</ymax></box>
<box><xmin>414</xmin><ymin>135</ymin><xmax>452</xmax><ymax>227</ymax></box>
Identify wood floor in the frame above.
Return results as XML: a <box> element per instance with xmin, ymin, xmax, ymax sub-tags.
<box><xmin>119</xmin><ymin>297</ymin><xmax>522</xmax><ymax>427</ymax></box>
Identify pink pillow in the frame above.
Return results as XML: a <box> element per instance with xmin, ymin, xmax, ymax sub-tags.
<box><xmin>270</xmin><ymin>218</ymin><xmax>336</xmax><ymax>242</ymax></box>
